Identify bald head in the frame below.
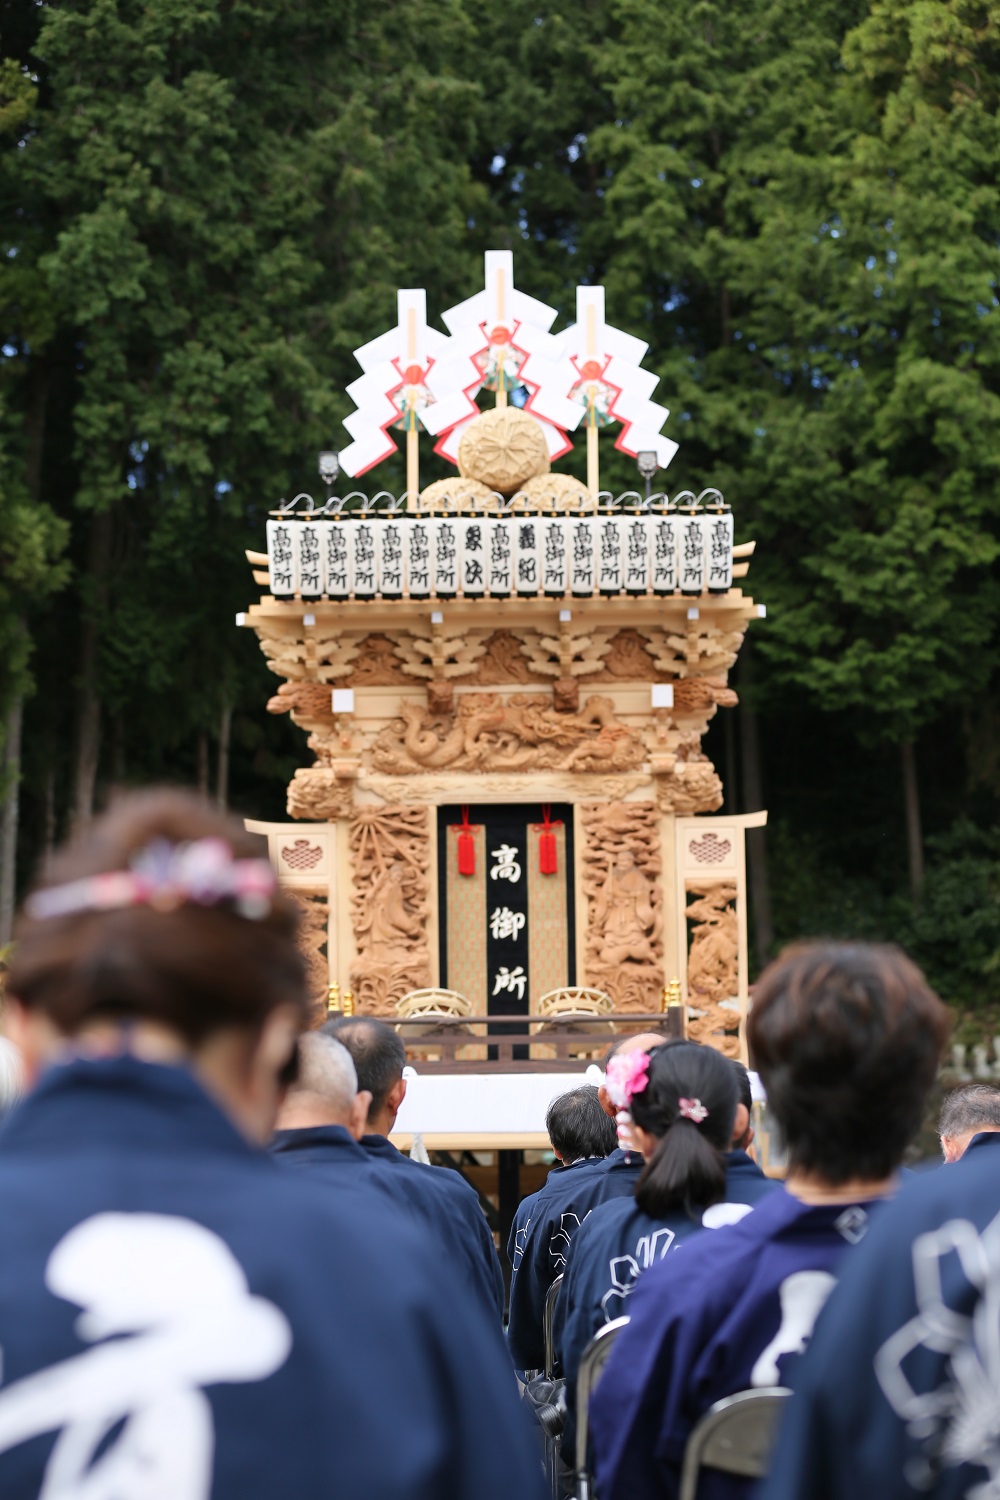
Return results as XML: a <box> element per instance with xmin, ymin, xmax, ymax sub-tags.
<box><xmin>599</xmin><ymin>1032</ymin><xmax>668</xmax><ymax>1120</ymax></box>
<box><xmin>275</xmin><ymin>1033</ymin><xmax>372</xmax><ymax>1140</ymax></box>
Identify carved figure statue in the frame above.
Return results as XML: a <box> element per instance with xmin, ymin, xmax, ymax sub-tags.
<box><xmin>591</xmin><ymin>851</ymin><xmax>658</xmax><ymax>965</ymax></box>
<box><xmin>357</xmin><ymin>862</ymin><xmax>425</xmax><ymax>962</ymax></box>
<box><xmin>581</xmin><ymin>802</ymin><xmax>664</xmax><ymax>1013</ymax></box>
<box><xmin>685</xmin><ymin>879</ymin><xmax>741</xmax><ymax>1057</ymax></box>
<box><xmin>349</xmin><ymin>808</ymin><xmax>432</xmax><ymax>1015</ymax></box>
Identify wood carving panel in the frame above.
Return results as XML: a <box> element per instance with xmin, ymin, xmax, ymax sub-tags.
<box><xmin>685</xmin><ymin>879</ymin><xmax>740</xmax><ymax>1057</ymax></box>
<box><xmin>581</xmin><ymin>801</ymin><xmax>663</xmax><ymax>1013</ymax></box>
<box><xmin>287</xmin><ymin>768</ymin><xmax>355</xmax><ymax>821</ymax></box>
<box><xmin>349</xmin><ymin>807</ymin><xmax>431</xmax><ymax>1016</ymax></box>
<box><xmin>285</xmin><ymin>889</ymin><xmax>330</xmax><ymax>1026</ymax></box>
<box><xmin>371</xmin><ymin>693</ymin><xmax>645</xmax><ymax>775</ymax></box>
<box><xmin>344</xmin><ymin>633</ymin><xmax>409</xmax><ymax>686</ymax></box>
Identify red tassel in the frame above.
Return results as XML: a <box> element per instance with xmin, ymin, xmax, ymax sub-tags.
<box><xmin>456</xmin><ymin>806</ymin><xmax>476</xmax><ymax>876</ymax></box>
<box><xmin>535</xmin><ymin>805</ymin><xmax>561</xmax><ymax>876</ymax></box>
<box><xmin>539</xmin><ymin>831</ymin><xmax>558</xmax><ymax>875</ymax></box>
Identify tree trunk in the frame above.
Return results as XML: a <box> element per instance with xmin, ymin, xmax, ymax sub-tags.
<box><xmin>197</xmin><ymin>733</ymin><xmax>210</xmax><ymax>796</ymax></box>
<box><xmin>739</xmin><ymin>639</ymin><xmax>774</xmax><ymax>963</ymax></box>
<box><xmin>0</xmin><ymin>694</ymin><xmax>24</xmax><ymax>946</ymax></box>
<box><xmin>72</xmin><ymin>508</ymin><xmax>113</xmax><ymax>826</ymax></box>
<box><xmin>43</xmin><ymin>762</ymin><xmax>57</xmax><ymax>863</ymax></box>
<box><xmin>901</xmin><ymin>740</ymin><xmax>924</xmax><ymax>903</ymax></box>
<box><xmin>216</xmin><ymin>704</ymin><xmax>232</xmax><ymax>810</ymax></box>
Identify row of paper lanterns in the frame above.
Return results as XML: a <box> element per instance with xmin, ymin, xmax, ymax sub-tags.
<box><xmin>265</xmin><ymin>511</ymin><xmax>734</xmax><ymax>600</ymax></box>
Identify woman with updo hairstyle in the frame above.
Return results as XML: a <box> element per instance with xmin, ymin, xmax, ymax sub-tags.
<box><xmin>553</xmin><ymin>1041</ymin><xmax>776</xmax><ymax>1463</ymax></box>
<box><xmin>0</xmin><ymin>789</ymin><xmax>544</xmax><ymax>1500</ymax></box>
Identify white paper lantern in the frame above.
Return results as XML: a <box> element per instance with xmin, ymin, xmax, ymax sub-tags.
<box><xmin>648</xmin><ymin>515</ymin><xmax>678</xmax><ymax>595</ymax></box>
<box><xmin>408</xmin><ymin>518</ymin><xmax>433</xmax><ymax>597</ymax></box>
<box><xmin>325</xmin><ymin>521</ymin><xmax>351</xmax><ymax>598</ymax></box>
<box><xmin>267</xmin><ymin>519</ymin><xmax>300</xmax><ymax>597</ymax></box>
<box><xmin>379</xmin><ymin>517</ymin><xmax>405</xmax><ymax>597</ymax></box>
<box><xmin>597</xmin><ymin>516</ymin><xmax>624</xmax><ymax>593</ymax></box>
<box><xmin>489</xmin><ymin>516</ymin><xmax>514</xmax><ymax>596</ymax></box>
<box><xmin>352</xmin><ymin>519</ymin><xmax>379</xmax><ymax>597</ymax></box>
<box><xmin>434</xmin><ymin>516</ymin><xmax>460</xmax><ymax>597</ymax></box>
<box><xmin>459</xmin><ymin>516</ymin><xmax>487</xmax><ymax>595</ymax></box>
<box><xmin>298</xmin><ymin>520</ymin><xmax>325</xmax><ymax>597</ymax></box>
<box><xmin>514</xmin><ymin>517</ymin><xmax>540</xmax><ymax>595</ymax></box>
<box><xmin>623</xmin><ymin>516</ymin><xmax>649</xmax><ymax>593</ymax></box>
<box><xmin>540</xmin><ymin>517</ymin><xmax>568</xmax><ymax>595</ymax></box>
<box><xmin>705</xmin><ymin>509</ymin><xmax>734</xmax><ymax>594</ymax></box>
<box><xmin>679</xmin><ymin>513</ymin><xmax>706</xmax><ymax>594</ymax></box>
<box><xmin>568</xmin><ymin>516</ymin><xmax>596</xmax><ymax>596</ymax></box>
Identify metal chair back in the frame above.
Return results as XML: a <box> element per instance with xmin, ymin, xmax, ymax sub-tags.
<box><xmin>543</xmin><ymin>1273</ymin><xmax>563</xmax><ymax>1381</ymax></box>
<box><xmin>677</xmin><ymin>1386</ymin><xmax>791</xmax><ymax>1500</ymax></box>
<box><xmin>575</xmin><ymin>1316</ymin><xmax>630</xmax><ymax>1499</ymax></box>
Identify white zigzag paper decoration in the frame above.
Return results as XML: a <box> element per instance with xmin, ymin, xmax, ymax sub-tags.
<box><xmin>427</xmin><ymin>251</ymin><xmax>574</xmax><ymax>464</ymax></box>
<box><xmin>534</xmin><ymin>286</ymin><xmax>679</xmax><ymax>469</ymax></box>
<box><xmin>338</xmin><ymin>257</ymin><xmax>679</xmax><ymax>478</ymax></box>
<box><xmin>338</xmin><ymin>289</ymin><xmax>450</xmax><ymax>478</ymax></box>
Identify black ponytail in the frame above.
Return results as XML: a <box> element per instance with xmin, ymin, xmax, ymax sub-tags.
<box><xmin>632</xmin><ymin>1043</ymin><xmax>738</xmax><ymax>1219</ymax></box>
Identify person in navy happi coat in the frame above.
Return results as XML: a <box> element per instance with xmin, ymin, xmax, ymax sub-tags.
<box><xmin>0</xmin><ymin>790</ymin><xmax>544</xmax><ymax>1500</ymax></box>
<box><xmin>508</xmin><ymin>1082</ymin><xmax>617</xmax><ymax>1277</ymax></box>
<box><xmin>555</xmin><ymin>1045</ymin><xmax>777</xmax><ymax>1460</ymax></box>
<box><xmin>272</xmin><ymin>1030</ymin><xmax>508</xmax><ymax>1331</ymax></box>
<box><xmin>589</xmin><ymin>941</ymin><xmax>950</xmax><ymax>1500</ymax></box>
<box><xmin>507</xmin><ymin>1034</ymin><xmax>670</xmax><ymax>1373</ymax></box>
<box><xmin>759</xmin><ymin>1129</ymin><xmax>1000</xmax><ymax>1500</ymax></box>
<box><xmin>326</xmin><ymin>1016</ymin><xmax>505</xmax><ymax>1322</ymax></box>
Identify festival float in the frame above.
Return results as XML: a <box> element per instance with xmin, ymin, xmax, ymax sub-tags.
<box><xmin>238</xmin><ymin>251</ymin><xmax>769</xmax><ymax>1188</ymax></box>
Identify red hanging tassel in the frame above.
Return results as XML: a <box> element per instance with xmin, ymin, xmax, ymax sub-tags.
<box><xmin>536</xmin><ymin>805</ymin><xmax>560</xmax><ymax>876</ymax></box>
<box><xmin>456</xmin><ymin>806</ymin><xmax>476</xmax><ymax>876</ymax></box>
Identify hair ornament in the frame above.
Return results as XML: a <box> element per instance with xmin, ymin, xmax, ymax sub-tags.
<box><xmin>678</xmin><ymin>1097</ymin><xmax>709</xmax><ymax>1124</ymax></box>
<box><xmin>25</xmin><ymin>838</ymin><xmax>277</xmax><ymax>923</ymax></box>
<box><xmin>606</xmin><ymin>1050</ymin><xmax>651</xmax><ymax>1110</ymax></box>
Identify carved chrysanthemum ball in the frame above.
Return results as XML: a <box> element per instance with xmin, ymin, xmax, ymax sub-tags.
<box><xmin>514</xmin><ymin>472</ymin><xmax>592</xmax><ymax>511</ymax></box>
<box><xmin>457</xmin><ymin>408</ymin><xmax>550</xmax><ymax>494</ymax></box>
<box><xmin>418</xmin><ymin>476</ymin><xmax>496</xmax><ymax>512</ymax></box>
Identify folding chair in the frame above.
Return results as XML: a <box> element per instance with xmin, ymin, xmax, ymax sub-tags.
<box><xmin>574</xmin><ymin>1316</ymin><xmax>630</xmax><ymax>1500</ymax></box>
<box><xmin>678</xmin><ymin>1387</ymin><xmax>791</xmax><ymax>1500</ymax></box>
<box><xmin>543</xmin><ymin>1274</ymin><xmax>564</xmax><ymax>1381</ymax></box>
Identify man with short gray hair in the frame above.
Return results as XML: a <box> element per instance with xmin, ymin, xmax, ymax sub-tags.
<box><xmin>939</xmin><ymin>1081</ymin><xmax>1000</xmax><ymax>1162</ymax></box>
<box><xmin>274</xmin><ymin>1027</ymin><xmax>504</xmax><ymax>1326</ymax></box>
<box><xmin>271</xmin><ymin>1034</ymin><xmax>395</xmax><ymax>1205</ymax></box>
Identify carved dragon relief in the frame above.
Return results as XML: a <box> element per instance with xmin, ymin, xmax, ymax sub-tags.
<box><xmin>371</xmin><ymin>693</ymin><xmax>645</xmax><ymax>775</ymax></box>
<box><xmin>348</xmin><ymin>807</ymin><xmax>432</xmax><ymax>1016</ymax></box>
<box><xmin>284</xmin><ymin>889</ymin><xmax>331</xmax><ymax>1024</ymax></box>
<box><xmin>684</xmin><ymin>879</ymin><xmax>741</xmax><ymax>1057</ymax></box>
<box><xmin>580</xmin><ymin>802</ymin><xmax>664</xmax><ymax>1013</ymax></box>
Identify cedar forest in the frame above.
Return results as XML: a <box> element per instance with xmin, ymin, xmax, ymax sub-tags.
<box><xmin>2</xmin><ymin>0</ymin><xmax>1000</xmax><ymax>1029</ymax></box>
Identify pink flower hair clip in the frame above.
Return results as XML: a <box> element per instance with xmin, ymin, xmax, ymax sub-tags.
<box><xmin>25</xmin><ymin>838</ymin><xmax>278</xmax><ymax>924</ymax></box>
<box><xmin>605</xmin><ymin>1051</ymin><xmax>651</xmax><ymax>1111</ymax></box>
<box><xmin>678</xmin><ymin>1097</ymin><xmax>709</xmax><ymax>1124</ymax></box>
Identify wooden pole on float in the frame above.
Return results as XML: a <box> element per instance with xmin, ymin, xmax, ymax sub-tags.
<box><xmin>586</xmin><ymin>301</ymin><xmax>600</xmax><ymax>496</ymax></box>
<box><xmin>495</xmin><ymin>264</ymin><xmax>508</xmax><ymax>410</ymax></box>
<box><xmin>406</xmin><ymin>305</ymin><xmax>419</xmax><ymax>511</ymax></box>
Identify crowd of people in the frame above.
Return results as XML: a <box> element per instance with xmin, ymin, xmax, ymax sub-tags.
<box><xmin>0</xmin><ymin>787</ymin><xmax>998</xmax><ymax>1498</ymax></box>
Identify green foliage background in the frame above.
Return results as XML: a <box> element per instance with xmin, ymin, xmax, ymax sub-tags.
<box><xmin>3</xmin><ymin>0</ymin><xmax>1000</xmax><ymax>1015</ymax></box>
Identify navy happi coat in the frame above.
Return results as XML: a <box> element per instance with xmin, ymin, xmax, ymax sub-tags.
<box><xmin>508</xmin><ymin>1155</ymin><xmax>611</xmax><ymax>1275</ymax></box>
<box><xmin>590</xmin><ymin>1185</ymin><xmax>885</xmax><ymax>1500</ymax></box>
<box><xmin>0</xmin><ymin>1056</ymin><xmax>543</xmax><ymax>1500</ymax></box>
<box><xmin>357</xmin><ymin>1132</ymin><xmax>505</xmax><ymax>1322</ymax></box>
<box><xmin>760</xmin><ymin>1135</ymin><xmax>1000</xmax><ymax>1500</ymax></box>
<box><xmin>507</xmin><ymin>1148</ymin><xmax>642</xmax><ymax>1373</ymax></box>
<box><xmin>555</xmin><ymin>1151</ymin><xmax>776</xmax><ymax>1457</ymax></box>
